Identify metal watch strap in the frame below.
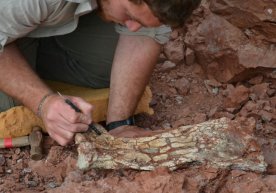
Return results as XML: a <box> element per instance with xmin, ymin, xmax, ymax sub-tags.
<box><xmin>106</xmin><ymin>116</ymin><xmax>135</xmax><ymax>131</ymax></box>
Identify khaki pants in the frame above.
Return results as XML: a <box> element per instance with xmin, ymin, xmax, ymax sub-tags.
<box><xmin>0</xmin><ymin>12</ymin><xmax>119</xmax><ymax>112</ymax></box>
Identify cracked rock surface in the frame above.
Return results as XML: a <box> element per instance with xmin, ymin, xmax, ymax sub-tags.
<box><xmin>76</xmin><ymin>118</ymin><xmax>266</xmax><ymax>172</ymax></box>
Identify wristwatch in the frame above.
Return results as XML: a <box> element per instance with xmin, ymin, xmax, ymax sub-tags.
<box><xmin>106</xmin><ymin>116</ymin><xmax>135</xmax><ymax>131</ymax></box>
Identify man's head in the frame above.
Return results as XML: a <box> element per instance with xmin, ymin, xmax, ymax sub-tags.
<box><xmin>97</xmin><ymin>0</ymin><xmax>201</xmax><ymax>31</ymax></box>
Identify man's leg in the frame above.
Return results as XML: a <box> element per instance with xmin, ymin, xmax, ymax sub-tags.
<box><xmin>36</xmin><ymin>12</ymin><xmax>119</xmax><ymax>88</ymax></box>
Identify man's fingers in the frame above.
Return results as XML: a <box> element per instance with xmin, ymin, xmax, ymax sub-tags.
<box><xmin>70</xmin><ymin>97</ymin><xmax>93</xmax><ymax>113</ymax></box>
<box><xmin>41</xmin><ymin>95</ymin><xmax>93</xmax><ymax>145</ymax></box>
<box><xmin>57</xmin><ymin>106</ymin><xmax>91</xmax><ymax>125</ymax></box>
<box><xmin>70</xmin><ymin>97</ymin><xmax>93</xmax><ymax>118</ymax></box>
<box><xmin>58</xmin><ymin>121</ymin><xmax>88</xmax><ymax>133</ymax></box>
<box><xmin>48</xmin><ymin>128</ymin><xmax>75</xmax><ymax>146</ymax></box>
<box><xmin>59</xmin><ymin>99</ymin><xmax>92</xmax><ymax>125</ymax></box>
<box><xmin>76</xmin><ymin>113</ymin><xmax>91</xmax><ymax>125</ymax></box>
<box><xmin>47</xmin><ymin>121</ymin><xmax>88</xmax><ymax>146</ymax></box>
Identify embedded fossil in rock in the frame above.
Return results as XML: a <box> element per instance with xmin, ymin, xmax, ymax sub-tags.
<box><xmin>75</xmin><ymin>117</ymin><xmax>267</xmax><ymax>172</ymax></box>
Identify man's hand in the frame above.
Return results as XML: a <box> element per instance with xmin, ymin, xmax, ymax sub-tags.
<box><xmin>41</xmin><ymin>94</ymin><xmax>93</xmax><ymax>146</ymax></box>
<box><xmin>109</xmin><ymin>125</ymin><xmax>163</xmax><ymax>138</ymax></box>
<box><xmin>0</xmin><ymin>43</ymin><xmax>93</xmax><ymax>146</ymax></box>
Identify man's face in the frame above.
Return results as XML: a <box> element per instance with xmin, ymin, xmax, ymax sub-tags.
<box><xmin>98</xmin><ymin>0</ymin><xmax>162</xmax><ymax>32</ymax></box>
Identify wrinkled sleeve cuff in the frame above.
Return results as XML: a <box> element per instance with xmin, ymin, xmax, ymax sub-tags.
<box><xmin>0</xmin><ymin>34</ymin><xmax>8</xmax><ymax>53</ymax></box>
<box><xmin>115</xmin><ymin>24</ymin><xmax>172</xmax><ymax>45</ymax></box>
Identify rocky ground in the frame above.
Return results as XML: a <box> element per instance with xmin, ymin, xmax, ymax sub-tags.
<box><xmin>0</xmin><ymin>0</ymin><xmax>275</xmax><ymax>192</ymax></box>
<box><xmin>0</xmin><ymin>53</ymin><xmax>275</xmax><ymax>193</ymax></box>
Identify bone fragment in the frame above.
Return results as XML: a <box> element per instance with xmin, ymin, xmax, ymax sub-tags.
<box><xmin>75</xmin><ymin>117</ymin><xmax>267</xmax><ymax>172</ymax></box>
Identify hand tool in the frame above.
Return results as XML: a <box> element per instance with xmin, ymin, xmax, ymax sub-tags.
<box><xmin>0</xmin><ymin>126</ymin><xmax>43</xmax><ymax>160</ymax></box>
<box><xmin>57</xmin><ymin>92</ymin><xmax>102</xmax><ymax>135</ymax></box>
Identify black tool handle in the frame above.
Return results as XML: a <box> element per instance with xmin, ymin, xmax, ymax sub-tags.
<box><xmin>65</xmin><ymin>99</ymin><xmax>82</xmax><ymax>113</ymax></box>
<box><xmin>64</xmin><ymin>98</ymin><xmax>101</xmax><ymax>135</ymax></box>
<box><xmin>89</xmin><ymin>124</ymin><xmax>102</xmax><ymax>135</ymax></box>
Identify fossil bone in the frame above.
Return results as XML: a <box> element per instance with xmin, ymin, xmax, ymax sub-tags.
<box><xmin>75</xmin><ymin>117</ymin><xmax>267</xmax><ymax>172</ymax></box>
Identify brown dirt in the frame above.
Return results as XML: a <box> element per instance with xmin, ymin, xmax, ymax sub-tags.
<box><xmin>1</xmin><ymin>1</ymin><xmax>276</xmax><ymax>190</ymax></box>
<box><xmin>0</xmin><ymin>56</ymin><xmax>275</xmax><ymax>193</ymax></box>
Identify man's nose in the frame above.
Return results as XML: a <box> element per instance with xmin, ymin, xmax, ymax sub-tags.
<box><xmin>125</xmin><ymin>20</ymin><xmax>142</xmax><ymax>32</ymax></box>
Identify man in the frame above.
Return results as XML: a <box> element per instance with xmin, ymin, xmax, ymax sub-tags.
<box><xmin>0</xmin><ymin>0</ymin><xmax>201</xmax><ymax>145</ymax></box>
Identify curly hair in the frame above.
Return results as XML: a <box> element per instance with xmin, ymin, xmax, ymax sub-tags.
<box><xmin>129</xmin><ymin>0</ymin><xmax>201</xmax><ymax>27</ymax></box>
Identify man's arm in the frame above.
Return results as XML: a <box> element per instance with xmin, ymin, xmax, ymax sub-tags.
<box><xmin>107</xmin><ymin>35</ymin><xmax>161</xmax><ymax>137</ymax></box>
<box><xmin>0</xmin><ymin>43</ymin><xmax>50</xmax><ymax>113</ymax></box>
<box><xmin>0</xmin><ymin>43</ymin><xmax>92</xmax><ymax>145</ymax></box>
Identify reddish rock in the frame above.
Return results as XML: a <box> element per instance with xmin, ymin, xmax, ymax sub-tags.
<box><xmin>239</xmin><ymin>101</ymin><xmax>257</xmax><ymax>116</ymax></box>
<box><xmin>268</xmin><ymin>70</ymin><xmax>276</xmax><ymax>79</ymax></box>
<box><xmin>225</xmin><ymin>108</ymin><xmax>236</xmax><ymax>114</ymax></box>
<box><xmin>204</xmin><ymin>79</ymin><xmax>222</xmax><ymax>95</ymax></box>
<box><xmin>210</xmin><ymin>0</ymin><xmax>276</xmax><ymax>44</ymax></box>
<box><xmin>221</xmin><ymin>84</ymin><xmax>235</xmax><ymax>97</ymax></box>
<box><xmin>192</xmin><ymin>63</ymin><xmax>204</xmax><ymax>75</ymax></box>
<box><xmin>158</xmin><ymin>53</ymin><xmax>167</xmax><ymax>64</ymax></box>
<box><xmin>174</xmin><ymin>77</ymin><xmax>191</xmax><ymax>96</ymax></box>
<box><xmin>185</xmin><ymin>47</ymin><xmax>195</xmax><ymax>65</ymax></box>
<box><xmin>256</xmin><ymin>100</ymin><xmax>271</xmax><ymax>110</ymax></box>
<box><xmin>248</xmin><ymin>75</ymin><xmax>264</xmax><ymax>85</ymax></box>
<box><xmin>164</xmin><ymin>36</ymin><xmax>185</xmax><ymax>64</ymax></box>
<box><xmin>250</xmin><ymin>83</ymin><xmax>270</xmax><ymax>100</ymax></box>
<box><xmin>208</xmin><ymin>106</ymin><xmax>219</xmax><ymax>118</ymax></box>
<box><xmin>213</xmin><ymin>111</ymin><xmax>235</xmax><ymax>120</ymax></box>
<box><xmin>0</xmin><ymin>155</ymin><xmax>5</xmax><ymax>166</ymax></box>
<box><xmin>46</xmin><ymin>146</ymin><xmax>65</xmax><ymax>165</ymax></box>
<box><xmin>159</xmin><ymin>61</ymin><xmax>176</xmax><ymax>72</ymax></box>
<box><xmin>168</xmin><ymin>87</ymin><xmax>178</xmax><ymax>95</ymax></box>
<box><xmin>193</xmin><ymin>113</ymin><xmax>207</xmax><ymax>124</ymax></box>
<box><xmin>204</xmin><ymin>79</ymin><xmax>222</xmax><ymax>88</ymax></box>
<box><xmin>224</xmin><ymin>85</ymin><xmax>250</xmax><ymax>108</ymax></box>
<box><xmin>267</xmin><ymin>88</ymin><xmax>276</xmax><ymax>97</ymax></box>
<box><xmin>170</xmin><ymin>30</ymin><xmax>179</xmax><ymax>40</ymax></box>
<box><xmin>264</xmin><ymin>124</ymin><xmax>276</xmax><ymax>134</ymax></box>
<box><xmin>259</xmin><ymin>110</ymin><xmax>275</xmax><ymax>122</ymax></box>
<box><xmin>270</xmin><ymin>96</ymin><xmax>276</xmax><ymax>108</ymax></box>
<box><xmin>231</xmin><ymin>170</ymin><xmax>247</xmax><ymax>178</ymax></box>
<box><xmin>221</xmin><ymin>172</ymin><xmax>276</xmax><ymax>193</ymax></box>
<box><xmin>172</xmin><ymin>117</ymin><xmax>194</xmax><ymax>128</ymax></box>
<box><xmin>185</xmin><ymin>1</ymin><xmax>276</xmax><ymax>82</ymax></box>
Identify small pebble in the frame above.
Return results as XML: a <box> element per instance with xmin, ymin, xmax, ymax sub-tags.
<box><xmin>212</xmin><ymin>87</ymin><xmax>219</xmax><ymax>95</ymax></box>
<box><xmin>17</xmin><ymin>159</ymin><xmax>23</xmax><ymax>163</ymax></box>
<box><xmin>162</xmin><ymin>123</ymin><xmax>171</xmax><ymax>129</ymax></box>
<box><xmin>22</xmin><ymin>168</ymin><xmax>32</xmax><ymax>174</ymax></box>
<box><xmin>0</xmin><ymin>155</ymin><xmax>6</xmax><ymax>166</ymax></box>
<box><xmin>15</xmin><ymin>148</ymin><xmax>21</xmax><ymax>155</ymax></box>
<box><xmin>48</xmin><ymin>182</ymin><xmax>58</xmax><ymax>189</ymax></box>
<box><xmin>27</xmin><ymin>180</ymin><xmax>38</xmax><ymax>187</ymax></box>
<box><xmin>159</xmin><ymin>61</ymin><xmax>176</xmax><ymax>72</ymax></box>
